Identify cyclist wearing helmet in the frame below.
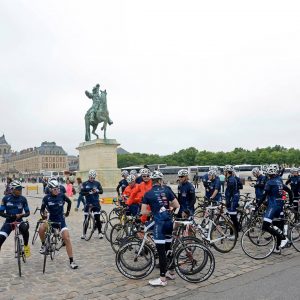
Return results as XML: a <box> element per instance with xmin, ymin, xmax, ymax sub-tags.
<box><xmin>251</xmin><ymin>168</ymin><xmax>267</xmax><ymax>201</ymax></box>
<box><xmin>131</xmin><ymin>169</ymin><xmax>143</xmax><ymax>184</ymax></box>
<box><xmin>122</xmin><ymin>175</ymin><xmax>139</xmax><ymax>215</ymax></box>
<box><xmin>285</xmin><ymin>167</ymin><xmax>300</xmax><ymax>220</ymax></box>
<box><xmin>81</xmin><ymin>170</ymin><xmax>104</xmax><ymax>239</ymax></box>
<box><xmin>0</xmin><ymin>180</ymin><xmax>31</xmax><ymax>257</ymax></box>
<box><xmin>207</xmin><ymin>170</ymin><xmax>221</xmax><ymax>202</ymax></box>
<box><xmin>39</xmin><ymin>180</ymin><xmax>78</xmax><ymax>269</ymax></box>
<box><xmin>224</xmin><ymin>165</ymin><xmax>239</xmax><ymax>233</ymax></box>
<box><xmin>256</xmin><ymin>165</ymin><xmax>293</xmax><ymax>253</ymax></box>
<box><xmin>177</xmin><ymin>169</ymin><xmax>196</xmax><ymax>216</ymax></box>
<box><xmin>44</xmin><ymin>177</ymin><xmax>66</xmax><ymax>195</ymax></box>
<box><xmin>141</xmin><ymin>171</ymin><xmax>180</xmax><ymax>287</ymax></box>
<box><xmin>116</xmin><ymin>170</ymin><xmax>129</xmax><ymax>197</ymax></box>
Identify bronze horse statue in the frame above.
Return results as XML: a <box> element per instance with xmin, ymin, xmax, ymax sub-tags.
<box><xmin>85</xmin><ymin>86</ymin><xmax>113</xmax><ymax>141</ymax></box>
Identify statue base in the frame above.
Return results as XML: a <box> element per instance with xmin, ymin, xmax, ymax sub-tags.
<box><xmin>76</xmin><ymin>139</ymin><xmax>121</xmax><ymax>191</ymax></box>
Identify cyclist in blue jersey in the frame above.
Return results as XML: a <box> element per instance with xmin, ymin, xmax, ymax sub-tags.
<box><xmin>177</xmin><ymin>169</ymin><xmax>196</xmax><ymax>217</ymax></box>
<box><xmin>0</xmin><ymin>180</ymin><xmax>31</xmax><ymax>257</ymax></box>
<box><xmin>285</xmin><ymin>167</ymin><xmax>300</xmax><ymax>219</ymax></box>
<box><xmin>116</xmin><ymin>170</ymin><xmax>129</xmax><ymax>197</ymax></box>
<box><xmin>81</xmin><ymin>170</ymin><xmax>104</xmax><ymax>239</ymax></box>
<box><xmin>224</xmin><ymin>165</ymin><xmax>240</xmax><ymax>233</ymax></box>
<box><xmin>44</xmin><ymin>177</ymin><xmax>66</xmax><ymax>195</ymax></box>
<box><xmin>207</xmin><ymin>169</ymin><xmax>221</xmax><ymax>202</ymax></box>
<box><xmin>39</xmin><ymin>180</ymin><xmax>78</xmax><ymax>269</ymax></box>
<box><xmin>251</xmin><ymin>167</ymin><xmax>267</xmax><ymax>201</ymax></box>
<box><xmin>141</xmin><ymin>171</ymin><xmax>180</xmax><ymax>287</ymax></box>
<box><xmin>256</xmin><ymin>165</ymin><xmax>293</xmax><ymax>253</ymax></box>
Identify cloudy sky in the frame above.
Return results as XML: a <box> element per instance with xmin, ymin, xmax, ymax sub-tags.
<box><xmin>1</xmin><ymin>0</ymin><xmax>300</xmax><ymax>155</ymax></box>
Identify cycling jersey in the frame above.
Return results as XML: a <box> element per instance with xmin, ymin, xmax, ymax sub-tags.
<box><xmin>127</xmin><ymin>180</ymin><xmax>152</xmax><ymax>206</ymax></box>
<box><xmin>225</xmin><ymin>175</ymin><xmax>239</xmax><ymax>214</ymax></box>
<box><xmin>0</xmin><ymin>194</ymin><xmax>30</xmax><ymax>223</ymax></box>
<box><xmin>254</xmin><ymin>174</ymin><xmax>267</xmax><ymax>200</ymax></box>
<box><xmin>178</xmin><ymin>181</ymin><xmax>196</xmax><ymax>214</ymax></box>
<box><xmin>285</xmin><ymin>175</ymin><xmax>300</xmax><ymax>198</ymax></box>
<box><xmin>116</xmin><ymin>179</ymin><xmax>128</xmax><ymax>196</ymax></box>
<box><xmin>207</xmin><ymin>176</ymin><xmax>221</xmax><ymax>201</ymax></box>
<box><xmin>81</xmin><ymin>180</ymin><xmax>103</xmax><ymax>207</ymax></box>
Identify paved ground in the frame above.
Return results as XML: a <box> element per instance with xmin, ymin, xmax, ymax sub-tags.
<box><xmin>0</xmin><ymin>183</ymin><xmax>299</xmax><ymax>300</ymax></box>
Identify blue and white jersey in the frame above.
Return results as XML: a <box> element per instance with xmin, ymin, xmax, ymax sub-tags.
<box><xmin>81</xmin><ymin>180</ymin><xmax>103</xmax><ymax>207</ymax></box>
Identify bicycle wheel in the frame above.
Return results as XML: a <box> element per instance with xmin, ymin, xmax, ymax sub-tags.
<box><xmin>291</xmin><ymin>223</ymin><xmax>300</xmax><ymax>252</ymax></box>
<box><xmin>116</xmin><ymin>240</ymin><xmax>155</xmax><ymax>279</ymax></box>
<box><xmin>241</xmin><ymin>226</ymin><xmax>275</xmax><ymax>259</ymax></box>
<box><xmin>100</xmin><ymin>210</ymin><xmax>108</xmax><ymax>232</ymax></box>
<box><xmin>110</xmin><ymin>223</ymin><xmax>128</xmax><ymax>253</ymax></box>
<box><xmin>31</xmin><ymin>222</ymin><xmax>40</xmax><ymax>245</ymax></box>
<box><xmin>15</xmin><ymin>237</ymin><xmax>22</xmax><ymax>277</ymax></box>
<box><xmin>84</xmin><ymin>214</ymin><xmax>95</xmax><ymax>241</ymax></box>
<box><xmin>104</xmin><ymin>216</ymin><xmax>119</xmax><ymax>242</ymax></box>
<box><xmin>174</xmin><ymin>242</ymin><xmax>215</xmax><ymax>283</ymax></box>
<box><xmin>210</xmin><ymin>216</ymin><xmax>237</xmax><ymax>253</ymax></box>
<box><xmin>43</xmin><ymin>235</ymin><xmax>50</xmax><ymax>274</ymax></box>
<box><xmin>50</xmin><ymin>234</ymin><xmax>57</xmax><ymax>260</ymax></box>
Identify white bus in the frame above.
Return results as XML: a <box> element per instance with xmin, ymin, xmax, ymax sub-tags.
<box><xmin>233</xmin><ymin>165</ymin><xmax>262</xmax><ymax>180</ymax></box>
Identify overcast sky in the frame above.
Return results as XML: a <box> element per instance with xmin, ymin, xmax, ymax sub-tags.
<box><xmin>1</xmin><ymin>0</ymin><xmax>300</xmax><ymax>155</ymax></box>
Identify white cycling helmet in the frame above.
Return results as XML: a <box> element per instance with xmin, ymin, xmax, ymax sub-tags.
<box><xmin>178</xmin><ymin>169</ymin><xmax>189</xmax><ymax>177</ymax></box>
<box><xmin>10</xmin><ymin>180</ymin><xmax>23</xmax><ymax>190</ymax></box>
<box><xmin>224</xmin><ymin>165</ymin><xmax>234</xmax><ymax>172</ymax></box>
<box><xmin>252</xmin><ymin>167</ymin><xmax>260</xmax><ymax>176</ymax></box>
<box><xmin>208</xmin><ymin>170</ymin><xmax>217</xmax><ymax>177</ymax></box>
<box><xmin>151</xmin><ymin>171</ymin><xmax>164</xmax><ymax>179</ymax></box>
<box><xmin>126</xmin><ymin>175</ymin><xmax>136</xmax><ymax>183</ymax></box>
<box><xmin>140</xmin><ymin>168</ymin><xmax>151</xmax><ymax>176</ymax></box>
<box><xmin>266</xmin><ymin>165</ymin><xmax>278</xmax><ymax>175</ymax></box>
<box><xmin>48</xmin><ymin>179</ymin><xmax>59</xmax><ymax>189</ymax></box>
<box><xmin>88</xmin><ymin>169</ymin><xmax>97</xmax><ymax>178</ymax></box>
<box><xmin>121</xmin><ymin>170</ymin><xmax>129</xmax><ymax>177</ymax></box>
<box><xmin>262</xmin><ymin>165</ymin><xmax>268</xmax><ymax>173</ymax></box>
<box><xmin>130</xmin><ymin>170</ymin><xmax>138</xmax><ymax>175</ymax></box>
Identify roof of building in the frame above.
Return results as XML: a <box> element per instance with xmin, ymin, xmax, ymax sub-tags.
<box><xmin>0</xmin><ymin>134</ymin><xmax>9</xmax><ymax>145</ymax></box>
<box><xmin>37</xmin><ymin>141</ymin><xmax>67</xmax><ymax>155</ymax></box>
<box><xmin>117</xmin><ymin>147</ymin><xmax>129</xmax><ymax>155</ymax></box>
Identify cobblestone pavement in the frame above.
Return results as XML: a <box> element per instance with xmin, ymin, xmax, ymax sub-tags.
<box><xmin>0</xmin><ymin>183</ymin><xmax>299</xmax><ymax>300</ymax></box>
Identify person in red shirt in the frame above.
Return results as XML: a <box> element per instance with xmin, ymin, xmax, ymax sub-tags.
<box><xmin>122</xmin><ymin>175</ymin><xmax>139</xmax><ymax>215</ymax></box>
<box><xmin>127</xmin><ymin>168</ymin><xmax>152</xmax><ymax>222</ymax></box>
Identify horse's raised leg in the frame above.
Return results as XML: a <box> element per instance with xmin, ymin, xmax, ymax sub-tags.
<box><xmin>91</xmin><ymin>124</ymin><xmax>99</xmax><ymax>139</ymax></box>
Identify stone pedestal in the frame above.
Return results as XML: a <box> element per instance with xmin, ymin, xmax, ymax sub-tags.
<box><xmin>77</xmin><ymin>139</ymin><xmax>120</xmax><ymax>191</ymax></box>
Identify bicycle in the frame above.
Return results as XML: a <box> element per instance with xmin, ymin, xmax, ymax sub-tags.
<box><xmin>241</xmin><ymin>202</ymin><xmax>300</xmax><ymax>259</ymax></box>
<box><xmin>31</xmin><ymin>207</ymin><xmax>47</xmax><ymax>245</ymax></box>
<box><xmin>10</xmin><ymin>221</ymin><xmax>27</xmax><ymax>277</ymax></box>
<box><xmin>42</xmin><ymin>221</ymin><xmax>63</xmax><ymax>274</ymax></box>
<box><xmin>116</xmin><ymin>217</ymin><xmax>215</xmax><ymax>283</ymax></box>
<box><xmin>83</xmin><ymin>205</ymin><xmax>108</xmax><ymax>241</ymax></box>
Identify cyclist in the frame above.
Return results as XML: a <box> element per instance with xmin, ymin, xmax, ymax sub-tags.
<box><xmin>131</xmin><ymin>169</ymin><xmax>143</xmax><ymax>184</ymax></box>
<box><xmin>39</xmin><ymin>179</ymin><xmax>78</xmax><ymax>269</ymax></box>
<box><xmin>203</xmin><ymin>166</ymin><xmax>218</xmax><ymax>198</ymax></box>
<box><xmin>81</xmin><ymin>170</ymin><xmax>104</xmax><ymax>239</ymax></box>
<box><xmin>116</xmin><ymin>170</ymin><xmax>129</xmax><ymax>197</ymax></box>
<box><xmin>285</xmin><ymin>167</ymin><xmax>300</xmax><ymax>218</ymax></box>
<box><xmin>122</xmin><ymin>175</ymin><xmax>139</xmax><ymax>215</ymax></box>
<box><xmin>177</xmin><ymin>169</ymin><xmax>196</xmax><ymax>217</ymax></box>
<box><xmin>44</xmin><ymin>177</ymin><xmax>66</xmax><ymax>195</ymax></box>
<box><xmin>251</xmin><ymin>167</ymin><xmax>267</xmax><ymax>202</ymax></box>
<box><xmin>256</xmin><ymin>165</ymin><xmax>293</xmax><ymax>253</ymax></box>
<box><xmin>224</xmin><ymin>165</ymin><xmax>240</xmax><ymax>233</ymax></box>
<box><xmin>0</xmin><ymin>180</ymin><xmax>31</xmax><ymax>257</ymax></box>
<box><xmin>207</xmin><ymin>169</ymin><xmax>221</xmax><ymax>202</ymax></box>
<box><xmin>141</xmin><ymin>171</ymin><xmax>180</xmax><ymax>286</ymax></box>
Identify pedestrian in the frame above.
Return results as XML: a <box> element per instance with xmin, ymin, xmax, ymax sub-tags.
<box><xmin>75</xmin><ymin>178</ymin><xmax>85</xmax><ymax>211</ymax></box>
<box><xmin>66</xmin><ymin>179</ymin><xmax>74</xmax><ymax>199</ymax></box>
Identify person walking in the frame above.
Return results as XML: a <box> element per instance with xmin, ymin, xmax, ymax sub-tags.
<box><xmin>75</xmin><ymin>178</ymin><xmax>85</xmax><ymax>211</ymax></box>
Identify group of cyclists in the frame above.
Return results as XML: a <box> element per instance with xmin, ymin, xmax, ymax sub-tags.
<box><xmin>0</xmin><ymin>169</ymin><xmax>105</xmax><ymax>270</ymax></box>
<box><xmin>0</xmin><ymin>163</ymin><xmax>299</xmax><ymax>285</ymax></box>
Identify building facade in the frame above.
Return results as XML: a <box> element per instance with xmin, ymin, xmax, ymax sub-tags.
<box><xmin>0</xmin><ymin>140</ymin><xmax>68</xmax><ymax>177</ymax></box>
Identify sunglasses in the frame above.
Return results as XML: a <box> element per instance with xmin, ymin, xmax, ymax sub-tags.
<box><xmin>142</xmin><ymin>175</ymin><xmax>150</xmax><ymax>178</ymax></box>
